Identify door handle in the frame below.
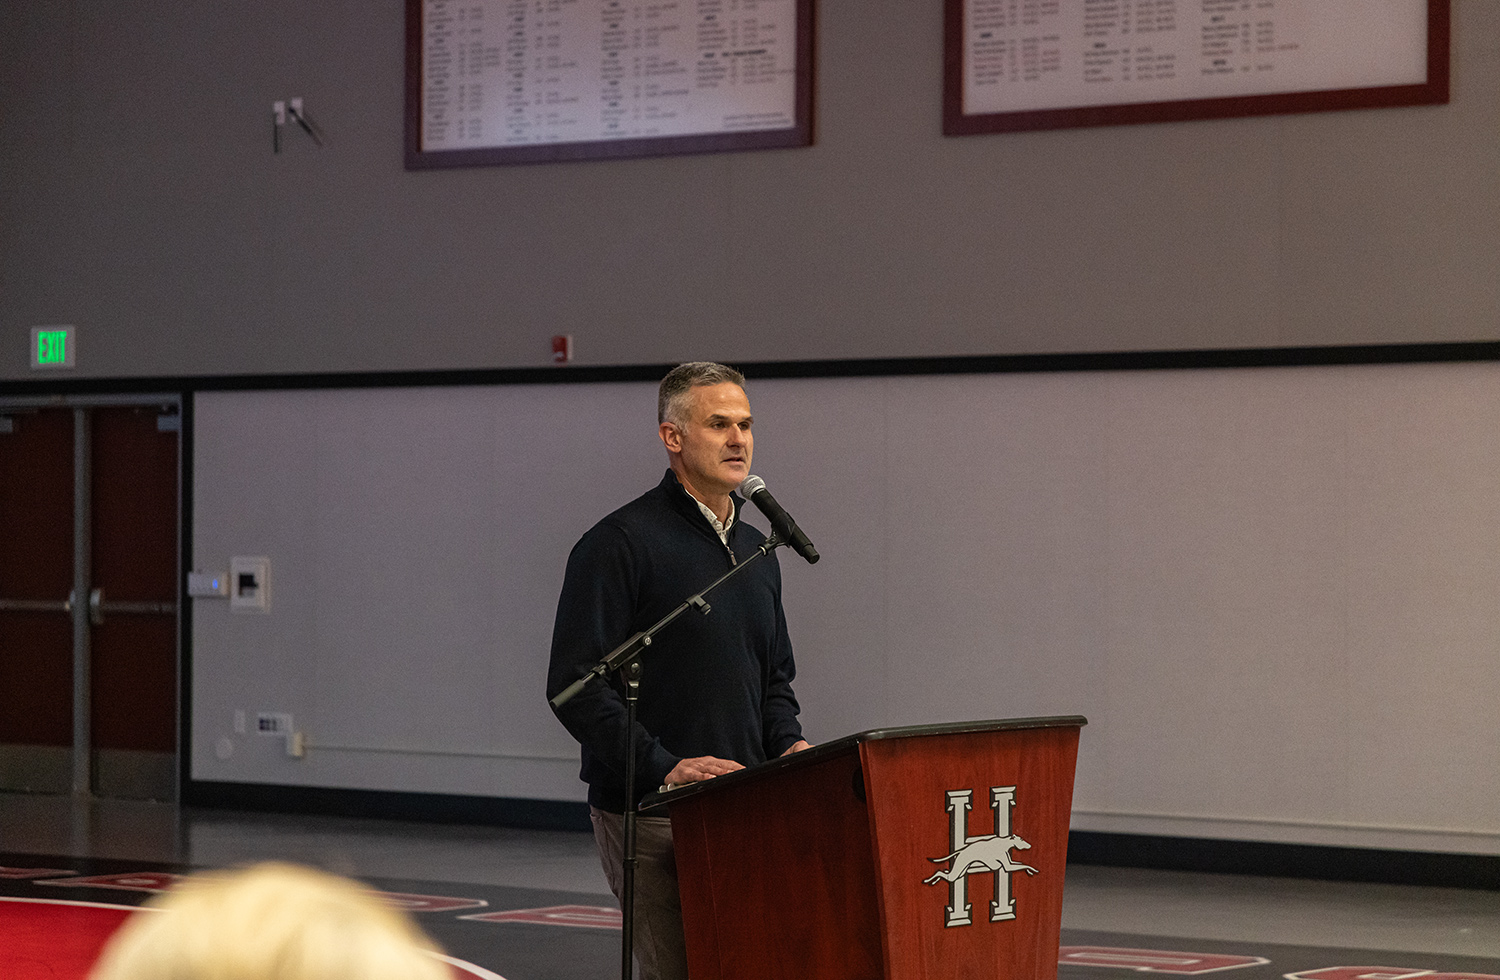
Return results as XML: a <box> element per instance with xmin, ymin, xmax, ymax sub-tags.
<box><xmin>0</xmin><ymin>598</ymin><xmax>69</xmax><ymax>613</ymax></box>
<box><xmin>87</xmin><ymin>588</ymin><xmax>178</xmax><ymax>625</ymax></box>
<box><xmin>0</xmin><ymin>589</ymin><xmax>176</xmax><ymax>624</ymax></box>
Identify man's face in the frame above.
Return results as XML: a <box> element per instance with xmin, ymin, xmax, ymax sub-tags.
<box><xmin>660</xmin><ymin>382</ymin><xmax>754</xmax><ymax>499</ymax></box>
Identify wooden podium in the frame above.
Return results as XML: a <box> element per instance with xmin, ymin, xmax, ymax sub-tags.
<box><xmin>639</xmin><ymin>716</ymin><xmax>1086</xmax><ymax>980</ymax></box>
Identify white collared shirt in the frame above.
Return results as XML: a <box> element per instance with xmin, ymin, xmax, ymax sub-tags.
<box><xmin>691</xmin><ymin>494</ymin><xmax>734</xmax><ymax>546</ymax></box>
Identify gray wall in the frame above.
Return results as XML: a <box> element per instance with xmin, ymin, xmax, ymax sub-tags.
<box><xmin>3</xmin><ymin>1</ymin><xmax>1498</xmax><ymax>380</ymax></box>
<box><xmin>9</xmin><ymin>0</ymin><xmax>1498</xmax><ymax>855</ymax></box>
<box><xmin>194</xmin><ymin>365</ymin><xmax>1500</xmax><ymax>856</ymax></box>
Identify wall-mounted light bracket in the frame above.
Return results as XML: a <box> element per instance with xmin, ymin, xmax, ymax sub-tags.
<box><xmin>272</xmin><ymin>98</ymin><xmax>322</xmax><ymax>153</ymax></box>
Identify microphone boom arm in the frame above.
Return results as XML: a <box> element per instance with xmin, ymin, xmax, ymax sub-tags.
<box><xmin>549</xmin><ymin>531</ymin><xmax>784</xmax><ymax>710</ymax></box>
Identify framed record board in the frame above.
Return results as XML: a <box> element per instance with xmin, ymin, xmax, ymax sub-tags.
<box><xmin>943</xmin><ymin>0</ymin><xmax>1449</xmax><ymax>136</ymax></box>
<box><xmin>406</xmin><ymin>0</ymin><xmax>814</xmax><ymax>168</ymax></box>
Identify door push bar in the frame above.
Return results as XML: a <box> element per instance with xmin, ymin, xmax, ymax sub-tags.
<box><xmin>0</xmin><ymin>588</ymin><xmax>176</xmax><ymax>625</ymax></box>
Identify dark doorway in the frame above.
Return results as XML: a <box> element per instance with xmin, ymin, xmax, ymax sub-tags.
<box><xmin>0</xmin><ymin>403</ymin><xmax>180</xmax><ymax>800</ymax></box>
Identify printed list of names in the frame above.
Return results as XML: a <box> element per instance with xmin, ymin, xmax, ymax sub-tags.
<box><xmin>422</xmin><ymin>0</ymin><xmax>799</xmax><ymax>150</ymax></box>
<box><xmin>963</xmin><ymin>0</ymin><xmax>1429</xmax><ymax>116</ymax></box>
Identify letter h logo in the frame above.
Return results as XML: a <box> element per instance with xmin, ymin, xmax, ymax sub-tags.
<box><xmin>923</xmin><ymin>786</ymin><xmax>1037</xmax><ymax>928</ymax></box>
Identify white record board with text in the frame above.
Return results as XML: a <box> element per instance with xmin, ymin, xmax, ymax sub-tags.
<box><xmin>408</xmin><ymin>0</ymin><xmax>814</xmax><ymax>166</ymax></box>
<box><xmin>946</xmin><ymin>0</ymin><xmax>1447</xmax><ymax>133</ymax></box>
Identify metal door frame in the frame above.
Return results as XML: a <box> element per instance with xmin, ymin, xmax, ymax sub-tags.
<box><xmin>0</xmin><ymin>393</ymin><xmax>183</xmax><ymax>798</ymax></box>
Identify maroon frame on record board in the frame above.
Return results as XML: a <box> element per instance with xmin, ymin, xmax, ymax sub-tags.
<box><xmin>942</xmin><ymin>0</ymin><xmax>1449</xmax><ymax>136</ymax></box>
<box><xmin>405</xmin><ymin>0</ymin><xmax>815</xmax><ymax>169</ymax></box>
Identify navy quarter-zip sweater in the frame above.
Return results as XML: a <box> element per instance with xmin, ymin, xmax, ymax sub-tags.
<box><xmin>547</xmin><ymin>469</ymin><xmax>805</xmax><ymax>813</ymax></box>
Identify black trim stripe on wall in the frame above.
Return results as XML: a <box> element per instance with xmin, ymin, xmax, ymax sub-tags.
<box><xmin>185</xmin><ymin>780</ymin><xmax>595</xmax><ymax>833</ymax></box>
<box><xmin>177</xmin><ymin>391</ymin><xmax>195</xmax><ymax>802</ymax></box>
<box><xmin>5</xmin><ymin>340</ymin><xmax>1500</xmax><ymax>398</ymax></box>
<box><xmin>1068</xmin><ymin>830</ymin><xmax>1500</xmax><ymax>892</ymax></box>
<box><xmin>182</xmin><ymin>780</ymin><xmax>1500</xmax><ymax>891</ymax></box>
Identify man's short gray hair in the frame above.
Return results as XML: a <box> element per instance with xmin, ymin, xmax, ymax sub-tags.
<box><xmin>658</xmin><ymin>362</ymin><xmax>746</xmax><ymax>425</ymax></box>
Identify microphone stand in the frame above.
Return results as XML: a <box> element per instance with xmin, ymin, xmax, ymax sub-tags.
<box><xmin>550</xmin><ymin>531</ymin><xmax>785</xmax><ymax>980</ymax></box>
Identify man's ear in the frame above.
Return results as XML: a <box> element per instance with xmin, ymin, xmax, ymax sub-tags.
<box><xmin>659</xmin><ymin>421</ymin><xmax>682</xmax><ymax>453</ymax></box>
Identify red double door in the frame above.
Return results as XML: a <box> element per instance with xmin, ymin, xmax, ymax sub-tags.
<box><xmin>0</xmin><ymin>404</ymin><xmax>180</xmax><ymax>799</ymax></box>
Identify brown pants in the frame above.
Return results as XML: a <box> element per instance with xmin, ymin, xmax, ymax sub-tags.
<box><xmin>590</xmin><ymin>807</ymin><xmax>690</xmax><ymax>980</ymax></box>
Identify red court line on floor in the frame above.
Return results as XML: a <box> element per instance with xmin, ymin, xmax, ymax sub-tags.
<box><xmin>0</xmin><ymin>897</ymin><xmax>136</xmax><ymax>980</ymax></box>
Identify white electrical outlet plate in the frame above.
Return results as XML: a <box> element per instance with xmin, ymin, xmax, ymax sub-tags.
<box><xmin>230</xmin><ymin>556</ymin><xmax>270</xmax><ymax>612</ymax></box>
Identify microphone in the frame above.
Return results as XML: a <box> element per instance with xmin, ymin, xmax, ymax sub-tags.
<box><xmin>739</xmin><ymin>475</ymin><xmax>819</xmax><ymax>564</ymax></box>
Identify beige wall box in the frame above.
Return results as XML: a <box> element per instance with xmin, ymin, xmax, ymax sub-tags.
<box><xmin>187</xmin><ymin>571</ymin><xmax>229</xmax><ymax>598</ymax></box>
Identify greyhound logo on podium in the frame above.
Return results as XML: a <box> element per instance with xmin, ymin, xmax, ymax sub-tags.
<box><xmin>923</xmin><ymin>786</ymin><xmax>1038</xmax><ymax>927</ymax></box>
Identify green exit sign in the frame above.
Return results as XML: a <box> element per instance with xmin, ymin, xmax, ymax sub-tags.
<box><xmin>31</xmin><ymin>326</ymin><xmax>75</xmax><ymax>369</ymax></box>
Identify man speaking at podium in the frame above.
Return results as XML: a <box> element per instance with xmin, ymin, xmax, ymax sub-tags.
<box><xmin>547</xmin><ymin>362</ymin><xmax>812</xmax><ymax>980</ymax></box>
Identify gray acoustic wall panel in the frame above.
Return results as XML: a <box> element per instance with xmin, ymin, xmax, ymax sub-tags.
<box><xmin>193</xmin><ymin>364</ymin><xmax>1500</xmax><ymax>855</ymax></box>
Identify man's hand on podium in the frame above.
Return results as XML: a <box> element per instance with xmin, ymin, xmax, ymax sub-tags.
<box><xmin>664</xmin><ymin>755</ymin><xmax>744</xmax><ymax>787</ymax></box>
<box><xmin>660</xmin><ymin>743</ymin><xmax>812</xmax><ymax>790</ymax></box>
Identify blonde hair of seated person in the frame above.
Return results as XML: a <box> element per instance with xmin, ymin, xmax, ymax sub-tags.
<box><xmin>90</xmin><ymin>862</ymin><xmax>453</xmax><ymax>980</ymax></box>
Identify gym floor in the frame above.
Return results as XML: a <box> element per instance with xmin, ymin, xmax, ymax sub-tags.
<box><xmin>3</xmin><ymin>792</ymin><xmax>1499</xmax><ymax>979</ymax></box>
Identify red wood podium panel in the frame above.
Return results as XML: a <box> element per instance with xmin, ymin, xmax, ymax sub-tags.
<box><xmin>641</xmin><ymin>716</ymin><xmax>1085</xmax><ymax>980</ymax></box>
